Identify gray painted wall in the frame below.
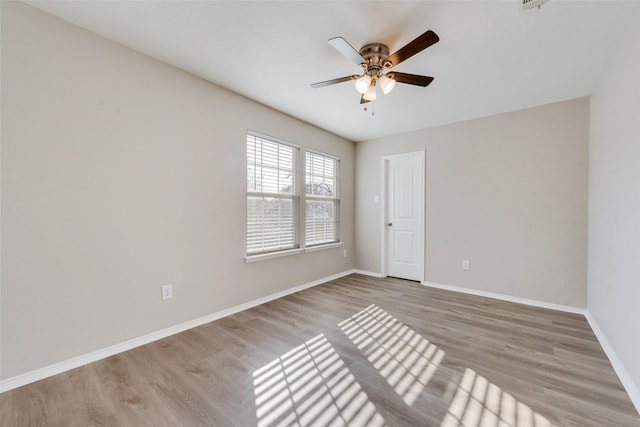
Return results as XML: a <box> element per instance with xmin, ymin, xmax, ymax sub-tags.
<box><xmin>0</xmin><ymin>1</ymin><xmax>355</xmax><ymax>379</ymax></box>
<box><xmin>588</xmin><ymin>10</ymin><xmax>640</xmax><ymax>396</ymax></box>
<box><xmin>355</xmin><ymin>98</ymin><xmax>589</xmax><ymax>307</ymax></box>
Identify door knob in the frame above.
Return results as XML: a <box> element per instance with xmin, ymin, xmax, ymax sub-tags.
<box><xmin>387</xmin><ymin>223</ymin><xmax>393</xmax><ymax>226</ymax></box>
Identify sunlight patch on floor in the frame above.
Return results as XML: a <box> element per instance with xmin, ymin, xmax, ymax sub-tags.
<box><xmin>441</xmin><ymin>368</ymin><xmax>556</xmax><ymax>427</ymax></box>
<box><xmin>339</xmin><ymin>304</ymin><xmax>444</xmax><ymax>405</ymax></box>
<box><xmin>252</xmin><ymin>333</ymin><xmax>386</xmax><ymax>427</ymax></box>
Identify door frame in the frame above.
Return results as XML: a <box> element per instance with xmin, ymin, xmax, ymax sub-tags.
<box><xmin>380</xmin><ymin>150</ymin><xmax>426</xmax><ymax>282</ymax></box>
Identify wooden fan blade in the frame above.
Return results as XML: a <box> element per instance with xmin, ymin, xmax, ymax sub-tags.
<box><xmin>310</xmin><ymin>75</ymin><xmax>356</xmax><ymax>88</ymax></box>
<box><xmin>384</xmin><ymin>30</ymin><xmax>439</xmax><ymax>68</ymax></box>
<box><xmin>328</xmin><ymin>37</ymin><xmax>366</xmax><ymax>66</ymax></box>
<box><xmin>391</xmin><ymin>72</ymin><xmax>434</xmax><ymax>87</ymax></box>
<box><xmin>360</xmin><ymin>95</ymin><xmax>371</xmax><ymax>104</ymax></box>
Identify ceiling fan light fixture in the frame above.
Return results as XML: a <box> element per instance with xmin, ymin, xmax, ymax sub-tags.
<box><xmin>355</xmin><ymin>75</ymin><xmax>372</xmax><ymax>94</ymax></box>
<box><xmin>379</xmin><ymin>74</ymin><xmax>396</xmax><ymax>94</ymax></box>
<box><xmin>363</xmin><ymin>84</ymin><xmax>377</xmax><ymax>101</ymax></box>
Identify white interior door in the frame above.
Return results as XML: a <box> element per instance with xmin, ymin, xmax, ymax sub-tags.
<box><xmin>385</xmin><ymin>151</ymin><xmax>425</xmax><ymax>281</ymax></box>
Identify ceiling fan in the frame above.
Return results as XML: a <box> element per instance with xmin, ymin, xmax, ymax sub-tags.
<box><xmin>310</xmin><ymin>30</ymin><xmax>439</xmax><ymax>104</ymax></box>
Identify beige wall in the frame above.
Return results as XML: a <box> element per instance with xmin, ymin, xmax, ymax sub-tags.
<box><xmin>588</xmin><ymin>10</ymin><xmax>640</xmax><ymax>396</ymax></box>
<box><xmin>356</xmin><ymin>98</ymin><xmax>589</xmax><ymax>307</ymax></box>
<box><xmin>0</xmin><ymin>1</ymin><xmax>355</xmax><ymax>379</ymax></box>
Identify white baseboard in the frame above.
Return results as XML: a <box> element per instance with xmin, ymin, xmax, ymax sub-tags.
<box><xmin>7</xmin><ymin>271</ymin><xmax>638</xmax><ymax>416</ymax></box>
<box><xmin>421</xmin><ymin>281</ymin><xmax>586</xmax><ymax>315</ymax></box>
<box><xmin>585</xmin><ymin>312</ymin><xmax>640</xmax><ymax>414</ymax></box>
<box><xmin>0</xmin><ymin>269</ymin><xmax>355</xmax><ymax>393</ymax></box>
<box><xmin>352</xmin><ymin>269</ymin><xmax>385</xmax><ymax>278</ymax></box>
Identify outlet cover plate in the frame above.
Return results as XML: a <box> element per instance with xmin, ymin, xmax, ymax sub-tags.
<box><xmin>161</xmin><ymin>284</ymin><xmax>173</xmax><ymax>300</ymax></box>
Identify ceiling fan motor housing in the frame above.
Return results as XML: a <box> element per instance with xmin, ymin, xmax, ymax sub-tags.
<box><xmin>359</xmin><ymin>43</ymin><xmax>391</xmax><ymax>77</ymax></box>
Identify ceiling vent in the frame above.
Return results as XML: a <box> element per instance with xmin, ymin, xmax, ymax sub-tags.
<box><xmin>522</xmin><ymin>0</ymin><xmax>549</xmax><ymax>10</ymax></box>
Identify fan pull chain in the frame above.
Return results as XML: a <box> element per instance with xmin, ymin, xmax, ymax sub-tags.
<box><xmin>363</xmin><ymin>101</ymin><xmax>375</xmax><ymax>116</ymax></box>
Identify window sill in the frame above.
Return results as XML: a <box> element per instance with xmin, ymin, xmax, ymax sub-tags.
<box><xmin>245</xmin><ymin>242</ymin><xmax>343</xmax><ymax>263</ymax></box>
<box><xmin>305</xmin><ymin>241</ymin><xmax>343</xmax><ymax>253</ymax></box>
<box><xmin>245</xmin><ymin>248</ymin><xmax>302</xmax><ymax>263</ymax></box>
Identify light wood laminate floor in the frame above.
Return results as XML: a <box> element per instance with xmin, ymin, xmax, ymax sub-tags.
<box><xmin>2</xmin><ymin>274</ymin><xmax>639</xmax><ymax>426</ymax></box>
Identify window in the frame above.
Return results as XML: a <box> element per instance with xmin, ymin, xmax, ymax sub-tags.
<box><xmin>305</xmin><ymin>150</ymin><xmax>340</xmax><ymax>247</ymax></box>
<box><xmin>246</xmin><ymin>132</ymin><xmax>341</xmax><ymax>259</ymax></box>
<box><xmin>246</xmin><ymin>132</ymin><xmax>299</xmax><ymax>256</ymax></box>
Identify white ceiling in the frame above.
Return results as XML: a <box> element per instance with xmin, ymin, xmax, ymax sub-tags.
<box><xmin>27</xmin><ymin>0</ymin><xmax>639</xmax><ymax>142</ymax></box>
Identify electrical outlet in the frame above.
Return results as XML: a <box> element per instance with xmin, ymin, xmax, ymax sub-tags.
<box><xmin>343</xmin><ymin>249</ymin><xmax>348</xmax><ymax>258</ymax></box>
<box><xmin>462</xmin><ymin>260</ymin><xmax>470</xmax><ymax>271</ymax></box>
<box><xmin>161</xmin><ymin>284</ymin><xmax>173</xmax><ymax>300</ymax></box>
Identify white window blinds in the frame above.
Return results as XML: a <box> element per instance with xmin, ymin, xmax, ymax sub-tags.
<box><xmin>246</xmin><ymin>132</ymin><xmax>299</xmax><ymax>255</ymax></box>
<box><xmin>305</xmin><ymin>150</ymin><xmax>340</xmax><ymax>247</ymax></box>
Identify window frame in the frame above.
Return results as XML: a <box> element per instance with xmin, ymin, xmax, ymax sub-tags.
<box><xmin>245</xmin><ymin>131</ymin><xmax>342</xmax><ymax>263</ymax></box>
<box><xmin>245</xmin><ymin>131</ymin><xmax>301</xmax><ymax>259</ymax></box>
<box><xmin>304</xmin><ymin>148</ymin><xmax>341</xmax><ymax>249</ymax></box>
